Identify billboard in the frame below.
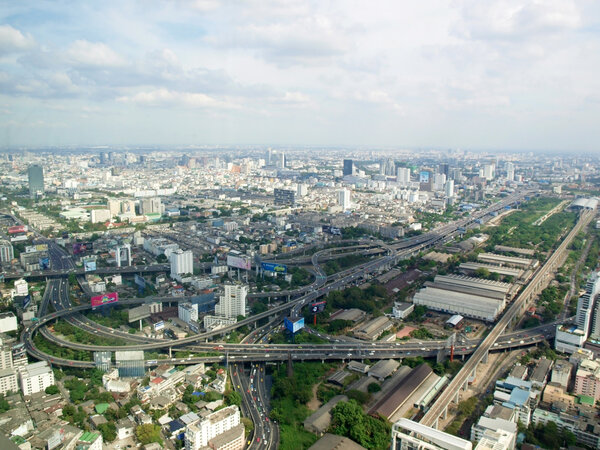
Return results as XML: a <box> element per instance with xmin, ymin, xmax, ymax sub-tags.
<box><xmin>284</xmin><ymin>317</ymin><xmax>305</xmax><ymax>334</ymax></box>
<box><xmin>23</xmin><ymin>295</ymin><xmax>31</xmax><ymax>309</ymax></box>
<box><xmin>154</xmin><ymin>321</ymin><xmax>165</xmax><ymax>331</ymax></box>
<box><xmin>419</xmin><ymin>171</ymin><xmax>430</xmax><ymax>183</ymax></box>
<box><xmin>84</xmin><ymin>260</ymin><xmax>97</xmax><ymax>272</ymax></box>
<box><xmin>261</xmin><ymin>262</ymin><xmax>287</xmax><ymax>274</ymax></box>
<box><xmin>73</xmin><ymin>242</ymin><xmax>93</xmax><ymax>255</ymax></box>
<box><xmin>128</xmin><ymin>305</ymin><xmax>150</xmax><ymax>322</ymax></box>
<box><xmin>8</xmin><ymin>225</ymin><xmax>27</xmax><ymax>234</ymax></box>
<box><xmin>91</xmin><ymin>292</ymin><xmax>118</xmax><ymax>308</ymax></box>
<box><xmin>25</xmin><ymin>244</ymin><xmax>48</xmax><ymax>253</ymax></box>
<box><xmin>310</xmin><ymin>301</ymin><xmax>326</xmax><ymax>313</ymax></box>
<box><xmin>227</xmin><ymin>254</ymin><xmax>251</xmax><ymax>270</ymax></box>
<box><xmin>134</xmin><ymin>274</ymin><xmax>146</xmax><ymax>290</ymax></box>
<box><xmin>39</xmin><ymin>257</ymin><xmax>50</xmax><ymax>270</ymax></box>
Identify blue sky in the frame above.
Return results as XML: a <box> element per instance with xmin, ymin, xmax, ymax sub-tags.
<box><xmin>1</xmin><ymin>0</ymin><xmax>600</xmax><ymax>151</ymax></box>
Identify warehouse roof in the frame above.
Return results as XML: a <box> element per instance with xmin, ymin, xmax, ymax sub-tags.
<box><xmin>368</xmin><ymin>359</ymin><xmax>400</xmax><ymax>380</ymax></box>
<box><xmin>459</xmin><ymin>262</ymin><xmax>523</xmax><ymax>278</ymax></box>
<box><xmin>369</xmin><ymin>364</ymin><xmax>433</xmax><ymax>419</ymax></box>
<box><xmin>308</xmin><ymin>433</ymin><xmax>366</xmax><ymax>450</ymax></box>
<box><xmin>303</xmin><ymin>395</ymin><xmax>348</xmax><ymax>435</ymax></box>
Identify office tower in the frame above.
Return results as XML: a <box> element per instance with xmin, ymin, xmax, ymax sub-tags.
<box><xmin>449</xmin><ymin>168</ymin><xmax>462</xmax><ymax>181</ymax></box>
<box><xmin>438</xmin><ymin>163</ymin><xmax>449</xmax><ymax>176</ymax></box>
<box><xmin>140</xmin><ymin>197</ymin><xmax>162</xmax><ymax>215</ymax></box>
<box><xmin>19</xmin><ymin>361</ymin><xmax>55</xmax><ymax>396</ymax></box>
<box><xmin>274</xmin><ymin>188</ymin><xmax>295</xmax><ymax>205</ymax></box>
<box><xmin>444</xmin><ymin>180</ymin><xmax>455</xmax><ymax>198</ymax></box>
<box><xmin>338</xmin><ymin>188</ymin><xmax>351</xmax><ymax>211</ymax></box>
<box><xmin>483</xmin><ymin>163</ymin><xmax>495</xmax><ymax>181</ymax></box>
<box><xmin>433</xmin><ymin>173</ymin><xmax>446</xmax><ymax>192</ymax></box>
<box><xmin>396</xmin><ymin>167</ymin><xmax>411</xmax><ymax>186</ymax></box>
<box><xmin>27</xmin><ymin>165</ymin><xmax>44</xmax><ymax>198</ymax></box>
<box><xmin>266</xmin><ymin>149</ymin><xmax>272</xmax><ymax>166</ymax></box>
<box><xmin>215</xmin><ymin>284</ymin><xmax>248</xmax><ymax>318</ymax></box>
<box><xmin>278</xmin><ymin>152</ymin><xmax>286</xmax><ymax>168</ymax></box>
<box><xmin>577</xmin><ymin>273</ymin><xmax>600</xmax><ymax>339</ymax></box>
<box><xmin>506</xmin><ymin>162</ymin><xmax>515</xmax><ymax>182</ymax></box>
<box><xmin>343</xmin><ymin>159</ymin><xmax>354</xmax><ymax>176</ymax></box>
<box><xmin>170</xmin><ymin>249</ymin><xmax>194</xmax><ymax>278</ymax></box>
<box><xmin>0</xmin><ymin>240</ymin><xmax>14</xmax><ymax>263</ymax></box>
<box><xmin>297</xmin><ymin>183</ymin><xmax>308</xmax><ymax>197</ymax></box>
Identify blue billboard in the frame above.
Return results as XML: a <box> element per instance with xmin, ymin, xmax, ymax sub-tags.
<box><xmin>84</xmin><ymin>260</ymin><xmax>97</xmax><ymax>272</ymax></box>
<box><xmin>134</xmin><ymin>274</ymin><xmax>146</xmax><ymax>290</ymax></box>
<box><xmin>284</xmin><ymin>317</ymin><xmax>305</xmax><ymax>334</ymax></box>
<box><xmin>261</xmin><ymin>262</ymin><xmax>287</xmax><ymax>274</ymax></box>
<box><xmin>23</xmin><ymin>295</ymin><xmax>31</xmax><ymax>309</ymax></box>
<box><xmin>39</xmin><ymin>257</ymin><xmax>50</xmax><ymax>270</ymax></box>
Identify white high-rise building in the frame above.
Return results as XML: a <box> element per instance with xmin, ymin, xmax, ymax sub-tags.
<box><xmin>338</xmin><ymin>188</ymin><xmax>351</xmax><ymax>211</ymax></box>
<box><xmin>19</xmin><ymin>361</ymin><xmax>55</xmax><ymax>396</ymax></box>
<box><xmin>185</xmin><ymin>406</ymin><xmax>243</xmax><ymax>450</ymax></box>
<box><xmin>506</xmin><ymin>162</ymin><xmax>515</xmax><ymax>182</ymax></box>
<box><xmin>170</xmin><ymin>249</ymin><xmax>194</xmax><ymax>278</ymax></box>
<box><xmin>445</xmin><ymin>180</ymin><xmax>455</xmax><ymax>198</ymax></box>
<box><xmin>0</xmin><ymin>368</ymin><xmax>18</xmax><ymax>395</ymax></box>
<box><xmin>215</xmin><ymin>285</ymin><xmax>247</xmax><ymax>318</ymax></box>
<box><xmin>576</xmin><ymin>272</ymin><xmax>600</xmax><ymax>338</ymax></box>
<box><xmin>297</xmin><ymin>183</ymin><xmax>308</xmax><ymax>197</ymax></box>
<box><xmin>0</xmin><ymin>239</ymin><xmax>14</xmax><ymax>263</ymax></box>
<box><xmin>433</xmin><ymin>173</ymin><xmax>447</xmax><ymax>192</ymax></box>
<box><xmin>396</xmin><ymin>167</ymin><xmax>411</xmax><ymax>186</ymax></box>
<box><xmin>178</xmin><ymin>302</ymin><xmax>199</xmax><ymax>324</ymax></box>
<box><xmin>484</xmin><ymin>164</ymin><xmax>496</xmax><ymax>181</ymax></box>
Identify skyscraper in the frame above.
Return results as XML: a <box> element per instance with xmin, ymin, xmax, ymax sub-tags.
<box><xmin>396</xmin><ymin>167</ymin><xmax>411</xmax><ymax>186</ymax></box>
<box><xmin>27</xmin><ymin>165</ymin><xmax>44</xmax><ymax>198</ymax></box>
<box><xmin>343</xmin><ymin>159</ymin><xmax>353</xmax><ymax>176</ymax></box>
<box><xmin>506</xmin><ymin>162</ymin><xmax>515</xmax><ymax>182</ymax></box>
<box><xmin>338</xmin><ymin>188</ymin><xmax>351</xmax><ymax>211</ymax></box>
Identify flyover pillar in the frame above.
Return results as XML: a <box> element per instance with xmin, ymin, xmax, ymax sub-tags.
<box><xmin>482</xmin><ymin>350</ymin><xmax>488</xmax><ymax>364</ymax></box>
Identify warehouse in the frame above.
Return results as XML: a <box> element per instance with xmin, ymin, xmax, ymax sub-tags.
<box><xmin>354</xmin><ymin>316</ymin><xmax>392</xmax><ymax>340</ymax></box>
<box><xmin>494</xmin><ymin>245</ymin><xmax>535</xmax><ymax>256</ymax></box>
<box><xmin>477</xmin><ymin>252</ymin><xmax>538</xmax><ymax>269</ymax></box>
<box><xmin>412</xmin><ymin>286</ymin><xmax>505</xmax><ymax>322</ymax></box>
<box><xmin>303</xmin><ymin>395</ymin><xmax>348</xmax><ymax>435</ymax></box>
<box><xmin>368</xmin><ymin>364</ymin><xmax>436</xmax><ymax>421</ymax></box>
<box><xmin>426</xmin><ymin>274</ymin><xmax>512</xmax><ymax>300</ymax></box>
<box><xmin>368</xmin><ymin>359</ymin><xmax>400</xmax><ymax>381</ymax></box>
<box><xmin>459</xmin><ymin>262</ymin><xmax>524</xmax><ymax>279</ymax></box>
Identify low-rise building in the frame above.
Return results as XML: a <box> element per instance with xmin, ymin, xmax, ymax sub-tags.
<box><xmin>184</xmin><ymin>405</ymin><xmax>242</xmax><ymax>450</ymax></box>
<box><xmin>303</xmin><ymin>395</ymin><xmax>348</xmax><ymax>435</ymax></box>
<box><xmin>19</xmin><ymin>361</ymin><xmax>54</xmax><ymax>396</ymax></box>
<box><xmin>368</xmin><ymin>359</ymin><xmax>399</xmax><ymax>381</ymax></box>
<box><xmin>354</xmin><ymin>316</ymin><xmax>392</xmax><ymax>340</ymax></box>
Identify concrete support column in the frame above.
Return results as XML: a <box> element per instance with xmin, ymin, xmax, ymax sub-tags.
<box><xmin>454</xmin><ymin>391</ymin><xmax>460</xmax><ymax>404</ymax></box>
<box><xmin>441</xmin><ymin>407</ymin><xmax>447</xmax><ymax>420</ymax></box>
<box><xmin>482</xmin><ymin>351</ymin><xmax>488</xmax><ymax>364</ymax></box>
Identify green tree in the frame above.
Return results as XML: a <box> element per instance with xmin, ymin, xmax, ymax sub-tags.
<box><xmin>45</xmin><ymin>385</ymin><xmax>60</xmax><ymax>395</ymax></box>
<box><xmin>225</xmin><ymin>391</ymin><xmax>242</xmax><ymax>407</ymax></box>
<box><xmin>97</xmin><ymin>422</ymin><xmax>117</xmax><ymax>442</ymax></box>
<box><xmin>135</xmin><ymin>424</ymin><xmax>163</xmax><ymax>446</ymax></box>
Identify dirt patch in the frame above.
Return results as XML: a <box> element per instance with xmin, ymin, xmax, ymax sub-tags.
<box><xmin>307</xmin><ymin>383</ymin><xmax>321</xmax><ymax>411</ymax></box>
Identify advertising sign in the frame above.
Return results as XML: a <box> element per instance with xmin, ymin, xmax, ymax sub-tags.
<box><xmin>261</xmin><ymin>262</ymin><xmax>287</xmax><ymax>274</ymax></box>
<box><xmin>26</xmin><ymin>244</ymin><xmax>48</xmax><ymax>253</ymax></box>
<box><xmin>154</xmin><ymin>321</ymin><xmax>165</xmax><ymax>331</ymax></box>
<box><xmin>84</xmin><ymin>260</ymin><xmax>97</xmax><ymax>272</ymax></box>
<box><xmin>284</xmin><ymin>317</ymin><xmax>305</xmax><ymax>334</ymax></box>
<box><xmin>134</xmin><ymin>274</ymin><xmax>146</xmax><ymax>290</ymax></box>
<box><xmin>23</xmin><ymin>295</ymin><xmax>31</xmax><ymax>309</ymax></box>
<box><xmin>310</xmin><ymin>301</ymin><xmax>326</xmax><ymax>313</ymax></box>
<box><xmin>419</xmin><ymin>171</ymin><xmax>430</xmax><ymax>183</ymax></box>
<box><xmin>8</xmin><ymin>225</ymin><xmax>27</xmax><ymax>234</ymax></box>
<box><xmin>128</xmin><ymin>305</ymin><xmax>150</xmax><ymax>322</ymax></box>
<box><xmin>39</xmin><ymin>257</ymin><xmax>50</xmax><ymax>270</ymax></box>
<box><xmin>73</xmin><ymin>242</ymin><xmax>93</xmax><ymax>255</ymax></box>
<box><xmin>91</xmin><ymin>292</ymin><xmax>118</xmax><ymax>308</ymax></box>
<box><xmin>226</xmin><ymin>254</ymin><xmax>251</xmax><ymax>270</ymax></box>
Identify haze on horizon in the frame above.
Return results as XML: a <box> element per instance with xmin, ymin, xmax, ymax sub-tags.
<box><xmin>1</xmin><ymin>1</ymin><xmax>600</xmax><ymax>152</ymax></box>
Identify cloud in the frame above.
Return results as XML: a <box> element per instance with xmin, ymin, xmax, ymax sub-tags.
<box><xmin>66</xmin><ymin>40</ymin><xmax>126</xmax><ymax>67</ymax></box>
<box><xmin>0</xmin><ymin>25</ymin><xmax>36</xmax><ymax>54</ymax></box>
<box><xmin>117</xmin><ymin>88</ymin><xmax>236</xmax><ymax>109</ymax></box>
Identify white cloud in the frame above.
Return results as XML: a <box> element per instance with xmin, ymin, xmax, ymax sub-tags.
<box><xmin>66</xmin><ymin>40</ymin><xmax>126</xmax><ymax>67</ymax></box>
<box><xmin>117</xmin><ymin>88</ymin><xmax>236</xmax><ymax>109</ymax></box>
<box><xmin>0</xmin><ymin>25</ymin><xmax>35</xmax><ymax>54</ymax></box>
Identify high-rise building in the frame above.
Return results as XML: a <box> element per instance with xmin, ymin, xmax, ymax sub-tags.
<box><xmin>483</xmin><ymin>163</ymin><xmax>496</xmax><ymax>181</ymax></box>
<box><xmin>215</xmin><ymin>284</ymin><xmax>248</xmax><ymax>318</ymax></box>
<box><xmin>297</xmin><ymin>183</ymin><xmax>308</xmax><ymax>197</ymax></box>
<box><xmin>185</xmin><ymin>406</ymin><xmax>243</xmax><ymax>450</ymax></box>
<box><xmin>140</xmin><ymin>197</ymin><xmax>162</xmax><ymax>215</ymax></box>
<box><xmin>338</xmin><ymin>188</ymin><xmax>351</xmax><ymax>211</ymax></box>
<box><xmin>0</xmin><ymin>240</ymin><xmax>14</xmax><ymax>263</ymax></box>
<box><xmin>27</xmin><ymin>165</ymin><xmax>44</xmax><ymax>198</ymax></box>
<box><xmin>343</xmin><ymin>159</ymin><xmax>354</xmax><ymax>176</ymax></box>
<box><xmin>506</xmin><ymin>162</ymin><xmax>515</xmax><ymax>182</ymax></box>
<box><xmin>274</xmin><ymin>188</ymin><xmax>295</xmax><ymax>206</ymax></box>
<box><xmin>444</xmin><ymin>180</ymin><xmax>455</xmax><ymax>198</ymax></box>
<box><xmin>438</xmin><ymin>163</ymin><xmax>449</xmax><ymax>176</ymax></box>
<box><xmin>396</xmin><ymin>167</ymin><xmax>411</xmax><ymax>186</ymax></box>
<box><xmin>0</xmin><ymin>338</ymin><xmax>14</xmax><ymax>370</ymax></box>
<box><xmin>115</xmin><ymin>351</ymin><xmax>145</xmax><ymax>378</ymax></box>
<box><xmin>178</xmin><ymin>302</ymin><xmax>199</xmax><ymax>324</ymax></box>
<box><xmin>170</xmin><ymin>249</ymin><xmax>194</xmax><ymax>278</ymax></box>
<box><xmin>577</xmin><ymin>272</ymin><xmax>600</xmax><ymax>338</ymax></box>
<box><xmin>0</xmin><ymin>369</ymin><xmax>18</xmax><ymax>395</ymax></box>
<box><xmin>19</xmin><ymin>361</ymin><xmax>55</xmax><ymax>396</ymax></box>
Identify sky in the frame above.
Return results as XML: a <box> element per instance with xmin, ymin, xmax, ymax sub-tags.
<box><xmin>1</xmin><ymin>0</ymin><xmax>600</xmax><ymax>151</ymax></box>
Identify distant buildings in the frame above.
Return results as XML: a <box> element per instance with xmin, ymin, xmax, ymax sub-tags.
<box><xmin>274</xmin><ymin>188</ymin><xmax>295</xmax><ymax>206</ymax></box>
<box><xmin>0</xmin><ymin>240</ymin><xmax>13</xmax><ymax>263</ymax></box>
<box><xmin>338</xmin><ymin>188</ymin><xmax>351</xmax><ymax>211</ymax></box>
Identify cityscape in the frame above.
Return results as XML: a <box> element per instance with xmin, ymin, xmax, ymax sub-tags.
<box><xmin>2</xmin><ymin>2</ymin><xmax>600</xmax><ymax>450</ymax></box>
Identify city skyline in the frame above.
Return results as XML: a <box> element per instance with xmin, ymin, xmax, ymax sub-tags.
<box><xmin>1</xmin><ymin>1</ymin><xmax>600</xmax><ymax>151</ymax></box>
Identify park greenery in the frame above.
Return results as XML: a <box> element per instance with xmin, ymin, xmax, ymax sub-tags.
<box><xmin>521</xmin><ymin>421</ymin><xmax>576</xmax><ymax>449</ymax></box>
<box><xmin>329</xmin><ymin>400</ymin><xmax>391</xmax><ymax>450</ymax></box>
<box><xmin>52</xmin><ymin>319</ymin><xmax>129</xmax><ymax>346</ymax></box>
<box><xmin>323</xmin><ymin>253</ymin><xmax>373</xmax><ymax>276</ymax></box>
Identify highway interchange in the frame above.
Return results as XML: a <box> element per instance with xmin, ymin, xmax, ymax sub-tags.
<box><xmin>10</xmin><ymin>189</ymin><xmax>553</xmax><ymax>447</ymax></box>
